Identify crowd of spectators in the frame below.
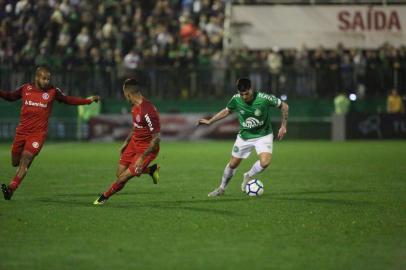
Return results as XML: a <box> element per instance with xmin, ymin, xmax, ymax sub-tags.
<box><xmin>1</xmin><ymin>0</ymin><xmax>405</xmax><ymax>98</ymax></box>
<box><xmin>0</xmin><ymin>0</ymin><xmax>225</xmax><ymax>71</ymax></box>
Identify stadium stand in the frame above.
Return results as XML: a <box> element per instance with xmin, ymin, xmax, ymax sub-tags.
<box><xmin>0</xmin><ymin>0</ymin><xmax>405</xmax><ymax>99</ymax></box>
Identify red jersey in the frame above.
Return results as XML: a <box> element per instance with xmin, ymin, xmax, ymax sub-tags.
<box><xmin>131</xmin><ymin>98</ymin><xmax>160</xmax><ymax>142</ymax></box>
<box><xmin>0</xmin><ymin>83</ymin><xmax>91</xmax><ymax>135</ymax></box>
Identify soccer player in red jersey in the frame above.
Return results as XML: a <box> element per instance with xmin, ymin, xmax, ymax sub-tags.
<box><xmin>0</xmin><ymin>66</ymin><xmax>100</xmax><ymax>200</ymax></box>
<box><xmin>93</xmin><ymin>78</ymin><xmax>160</xmax><ymax>205</ymax></box>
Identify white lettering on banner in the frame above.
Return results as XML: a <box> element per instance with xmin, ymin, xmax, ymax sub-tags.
<box><xmin>338</xmin><ymin>7</ymin><xmax>401</xmax><ymax>31</ymax></box>
<box><xmin>25</xmin><ymin>100</ymin><xmax>48</xmax><ymax>108</ymax></box>
<box><xmin>229</xmin><ymin>5</ymin><xmax>406</xmax><ymax>49</ymax></box>
<box><xmin>145</xmin><ymin>114</ymin><xmax>154</xmax><ymax>131</ymax></box>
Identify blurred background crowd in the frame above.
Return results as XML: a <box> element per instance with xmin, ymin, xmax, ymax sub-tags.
<box><xmin>0</xmin><ymin>0</ymin><xmax>405</xmax><ymax>99</ymax></box>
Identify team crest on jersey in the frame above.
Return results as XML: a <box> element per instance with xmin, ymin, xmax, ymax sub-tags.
<box><xmin>240</xmin><ymin>110</ymin><xmax>245</xmax><ymax>115</ymax></box>
<box><xmin>136</xmin><ymin>114</ymin><xmax>141</xmax><ymax>122</ymax></box>
<box><xmin>254</xmin><ymin>109</ymin><xmax>262</xmax><ymax>116</ymax></box>
<box><xmin>32</xmin><ymin>142</ymin><xmax>39</xmax><ymax>149</ymax></box>
<box><xmin>42</xmin><ymin>93</ymin><xmax>49</xmax><ymax>100</ymax></box>
<box><xmin>27</xmin><ymin>86</ymin><xmax>32</xmax><ymax>91</ymax></box>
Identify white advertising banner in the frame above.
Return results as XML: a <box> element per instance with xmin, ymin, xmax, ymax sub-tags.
<box><xmin>229</xmin><ymin>5</ymin><xmax>406</xmax><ymax>49</ymax></box>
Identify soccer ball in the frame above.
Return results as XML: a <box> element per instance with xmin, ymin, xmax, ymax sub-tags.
<box><xmin>245</xmin><ymin>179</ymin><xmax>264</xmax><ymax>197</ymax></box>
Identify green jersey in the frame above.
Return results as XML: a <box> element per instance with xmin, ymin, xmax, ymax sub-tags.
<box><xmin>226</xmin><ymin>92</ymin><xmax>281</xmax><ymax>140</ymax></box>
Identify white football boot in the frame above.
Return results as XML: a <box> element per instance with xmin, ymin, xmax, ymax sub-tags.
<box><xmin>241</xmin><ymin>172</ymin><xmax>251</xmax><ymax>192</ymax></box>
<box><xmin>208</xmin><ymin>187</ymin><xmax>225</xmax><ymax>197</ymax></box>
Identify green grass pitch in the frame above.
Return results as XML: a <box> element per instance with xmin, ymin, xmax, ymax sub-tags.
<box><xmin>0</xmin><ymin>141</ymin><xmax>405</xmax><ymax>270</ymax></box>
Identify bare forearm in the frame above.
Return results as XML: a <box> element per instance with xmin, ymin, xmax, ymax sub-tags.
<box><xmin>280</xmin><ymin>102</ymin><xmax>289</xmax><ymax>128</ymax></box>
<box><xmin>123</xmin><ymin>131</ymin><xmax>133</xmax><ymax>145</ymax></box>
<box><xmin>141</xmin><ymin>133</ymin><xmax>161</xmax><ymax>159</ymax></box>
<box><xmin>209</xmin><ymin>108</ymin><xmax>230</xmax><ymax>124</ymax></box>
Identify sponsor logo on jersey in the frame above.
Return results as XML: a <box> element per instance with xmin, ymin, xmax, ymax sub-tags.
<box><xmin>254</xmin><ymin>109</ymin><xmax>262</xmax><ymax>116</ymax></box>
<box><xmin>25</xmin><ymin>100</ymin><xmax>48</xmax><ymax>108</ymax></box>
<box><xmin>145</xmin><ymin>114</ymin><xmax>154</xmax><ymax>131</ymax></box>
<box><xmin>42</xmin><ymin>93</ymin><xmax>49</xmax><ymax>100</ymax></box>
<box><xmin>32</xmin><ymin>142</ymin><xmax>39</xmax><ymax>149</ymax></box>
<box><xmin>242</xmin><ymin>117</ymin><xmax>264</xmax><ymax>129</ymax></box>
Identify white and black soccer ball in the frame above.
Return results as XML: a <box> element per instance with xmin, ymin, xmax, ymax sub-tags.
<box><xmin>245</xmin><ymin>179</ymin><xmax>264</xmax><ymax>197</ymax></box>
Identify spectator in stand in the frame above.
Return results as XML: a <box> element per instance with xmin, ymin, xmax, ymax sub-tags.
<box><xmin>365</xmin><ymin>50</ymin><xmax>380</xmax><ymax>97</ymax></box>
<box><xmin>326</xmin><ymin>49</ymin><xmax>341</xmax><ymax>97</ymax></box>
<box><xmin>387</xmin><ymin>88</ymin><xmax>404</xmax><ymax>114</ymax></box>
<box><xmin>267</xmin><ymin>47</ymin><xmax>282</xmax><ymax>95</ymax></box>
<box><xmin>124</xmin><ymin>48</ymin><xmax>142</xmax><ymax>76</ymax></box>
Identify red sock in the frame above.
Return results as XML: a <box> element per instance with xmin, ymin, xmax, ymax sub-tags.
<box><xmin>9</xmin><ymin>176</ymin><xmax>22</xmax><ymax>191</ymax></box>
<box><xmin>103</xmin><ymin>182</ymin><xmax>125</xmax><ymax>198</ymax></box>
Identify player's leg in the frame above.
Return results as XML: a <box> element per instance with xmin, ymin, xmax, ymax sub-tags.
<box><xmin>208</xmin><ymin>156</ymin><xmax>243</xmax><ymax>197</ymax></box>
<box><xmin>11</xmin><ymin>153</ymin><xmax>21</xmax><ymax>167</ymax></box>
<box><xmin>94</xmin><ymin>168</ymin><xmax>134</xmax><ymax>205</ymax></box>
<box><xmin>2</xmin><ymin>151</ymin><xmax>35</xmax><ymax>200</ymax></box>
<box><xmin>10</xmin><ymin>134</ymin><xmax>25</xmax><ymax>167</ymax></box>
<box><xmin>116</xmin><ymin>164</ymin><xmax>128</xmax><ymax>178</ymax></box>
<box><xmin>2</xmin><ymin>135</ymin><xmax>44</xmax><ymax>200</ymax></box>
<box><xmin>140</xmin><ymin>152</ymin><xmax>159</xmax><ymax>184</ymax></box>
<box><xmin>241</xmin><ymin>134</ymin><xmax>274</xmax><ymax>191</ymax></box>
<box><xmin>208</xmin><ymin>136</ymin><xmax>253</xmax><ymax>197</ymax></box>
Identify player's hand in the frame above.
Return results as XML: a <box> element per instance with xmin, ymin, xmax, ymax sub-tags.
<box><xmin>134</xmin><ymin>158</ymin><xmax>144</xmax><ymax>175</ymax></box>
<box><xmin>277</xmin><ymin>126</ymin><xmax>287</xmax><ymax>141</ymax></box>
<box><xmin>197</xmin><ymin>118</ymin><xmax>211</xmax><ymax>126</ymax></box>
<box><xmin>89</xmin><ymin>96</ymin><xmax>101</xmax><ymax>103</ymax></box>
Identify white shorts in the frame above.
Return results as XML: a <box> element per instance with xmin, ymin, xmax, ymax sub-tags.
<box><xmin>231</xmin><ymin>134</ymin><xmax>274</xmax><ymax>159</ymax></box>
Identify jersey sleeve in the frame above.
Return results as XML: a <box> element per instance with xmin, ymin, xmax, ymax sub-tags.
<box><xmin>267</xmin><ymin>94</ymin><xmax>282</xmax><ymax>108</ymax></box>
<box><xmin>0</xmin><ymin>85</ymin><xmax>24</xmax><ymax>101</ymax></box>
<box><xmin>55</xmin><ymin>88</ymin><xmax>92</xmax><ymax>105</ymax></box>
<box><xmin>144</xmin><ymin>104</ymin><xmax>160</xmax><ymax>133</ymax></box>
<box><xmin>226</xmin><ymin>96</ymin><xmax>237</xmax><ymax>112</ymax></box>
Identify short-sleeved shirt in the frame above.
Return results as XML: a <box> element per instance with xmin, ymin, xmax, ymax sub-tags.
<box><xmin>226</xmin><ymin>91</ymin><xmax>281</xmax><ymax>140</ymax></box>
<box><xmin>131</xmin><ymin>98</ymin><xmax>160</xmax><ymax>143</ymax></box>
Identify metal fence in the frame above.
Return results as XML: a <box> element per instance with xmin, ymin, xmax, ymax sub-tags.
<box><xmin>0</xmin><ymin>65</ymin><xmax>402</xmax><ymax>100</ymax></box>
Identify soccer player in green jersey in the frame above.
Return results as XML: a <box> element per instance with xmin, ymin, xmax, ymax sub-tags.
<box><xmin>198</xmin><ymin>78</ymin><xmax>289</xmax><ymax>196</ymax></box>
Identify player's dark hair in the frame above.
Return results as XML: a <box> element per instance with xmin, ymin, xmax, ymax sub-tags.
<box><xmin>123</xmin><ymin>78</ymin><xmax>141</xmax><ymax>93</ymax></box>
<box><xmin>237</xmin><ymin>78</ymin><xmax>251</xmax><ymax>92</ymax></box>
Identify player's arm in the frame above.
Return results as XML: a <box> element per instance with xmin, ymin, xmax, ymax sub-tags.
<box><xmin>134</xmin><ymin>132</ymin><xmax>161</xmax><ymax>174</ymax></box>
<box><xmin>198</xmin><ymin>108</ymin><xmax>231</xmax><ymax>126</ymax></box>
<box><xmin>55</xmin><ymin>88</ymin><xmax>100</xmax><ymax>105</ymax></box>
<box><xmin>120</xmin><ymin>128</ymin><xmax>134</xmax><ymax>154</ymax></box>
<box><xmin>0</xmin><ymin>88</ymin><xmax>22</xmax><ymax>101</ymax></box>
<box><xmin>277</xmin><ymin>101</ymin><xmax>289</xmax><ymax>141</ymax></box>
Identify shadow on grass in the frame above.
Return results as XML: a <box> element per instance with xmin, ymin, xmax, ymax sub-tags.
<box><xmin>266</xmin><ymin>189</ymin><xmax>377</xmax><ymax>205</ymax></box>
<box><xmin>33</xmin><ymin>196</ymin><xmax>246</xmax><ymax>216</ymax></box>
<box><xmin>270</xmin><ymin>197</ymin><xmax>375</xmax><ymax>205</ymax></box>
<box><xmin>54</xmin><ymin>191</ymin><xmax>166</xmax><ymax>197</ymax></box>
<box><xmin>273</xmin><ymin>189</ymin><xmax>376</xmax><ymax>196</ymax></box>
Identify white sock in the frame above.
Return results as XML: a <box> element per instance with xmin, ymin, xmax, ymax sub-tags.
<box><xmin>247</xmin><ymin>160</ymin><xmax>265</xmax><ymax>178</ymax></box>
<box><xmin>220</xmin><ymin>163</ymin><xmax>236</xmax><ymax>189</ymax></box>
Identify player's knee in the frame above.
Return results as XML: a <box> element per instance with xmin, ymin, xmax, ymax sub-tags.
<box><xmin>260</xmin><ymin>160</ymin><xmax>270</xmax><ymax>168</ymax></box>
<box><xmin>21</xmin><ymin>156</ymin><xmax>32</xmax><ymax>166</ymax></box>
